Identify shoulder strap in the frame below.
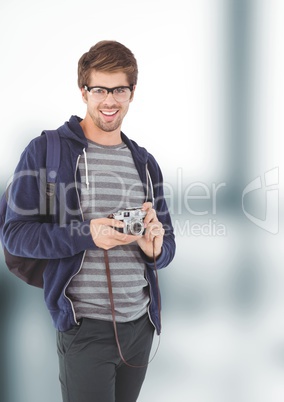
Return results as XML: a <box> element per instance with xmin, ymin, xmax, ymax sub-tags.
<box><xmin>42</xmin><ymin>130</ymin><xmax>61</xmax><ymax>214</ymax></box>
<box><xmin>44</xmin><ymin>130</ymin><xmax>61</xmax><ymax>184</ymax></box>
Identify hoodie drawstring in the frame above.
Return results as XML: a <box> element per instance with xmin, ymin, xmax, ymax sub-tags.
<box><xmin>146</xmin><ymin>164</ymin><xmax>155</xmax><ymax>206</ymax></box>
<box><xmin>83</xmin><ymin>148</ymin><xmax>90</xmax><ymax>190</ymax></box>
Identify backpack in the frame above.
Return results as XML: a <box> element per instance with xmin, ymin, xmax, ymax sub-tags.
<box><xmin>0</xmin><ymin>130</ymin><xmax>61</xmax><ymax>288</ymax></box>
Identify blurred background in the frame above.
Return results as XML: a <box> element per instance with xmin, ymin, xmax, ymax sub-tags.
<box><xmin>0</xmin><ymin>0</ymin><xmax>283</xmax><ymax>401</ymax></box>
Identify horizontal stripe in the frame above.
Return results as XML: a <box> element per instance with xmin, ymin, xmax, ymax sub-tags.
<box><xmin>80</xmin><ymin>193</ymin><xmax>144</xmax><ymax>203</ymax></box>
<box><xmin>83</xmin><ymin>254</ymin><xmax>141</xmax><ymax>263</ymax></box>
<box><xmin>73</xmin><ymin>309</ymin><xmax>148</xmax><ymax>323</ymax></box>
<box><xmin>74</xmin><ymin>266</ymin><xmax>146</xmax><ymax>275</ymax></box>
<box><xmin>81</xmin><ymin>180</ymin><xmax>145</xmax><ymax>194</ymax></box>
<box><xmin>70</xmin><ymin>276</ymin><xmax>147</xmax><ymax>284</ymax></box>
<box><xmin>80</xmin><ymin>156</ymin><xmax>136</xmax><ymax>167</ymax></box>
<box><xmin>75</xmin><ymin>302</ymin><xmax>147</xmax><ymax>313</ymax></box>
<box><xmin>71</xmin><ymin>289</ymin><xmax>147</xmax><ymax>301</ymax></box>
<box><xmin>69</xmin><ymin>283</ymin><xmax>147</xmax><ymax>290</ymax></box>
<box><xmin>79</xmin><ymin>165</ymin><xmax>141</xmax><ymax>177</ymax></box>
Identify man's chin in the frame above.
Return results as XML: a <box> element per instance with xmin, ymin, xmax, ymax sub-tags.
<box><xmin>98</xmin><ymin>120</ymin><xmax>122</xmax><ymax>133</ymax></box>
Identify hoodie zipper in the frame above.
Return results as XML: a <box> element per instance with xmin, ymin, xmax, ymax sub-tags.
<box><xmin>63</xmin><ymin>153</ymin><xmax>86</xmax><ymax>326</ymax></box>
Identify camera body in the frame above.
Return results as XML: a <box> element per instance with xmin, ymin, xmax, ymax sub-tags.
<box><xmin>110</xmin><ymin>207</ymin><xmax>146</xmax><ymax>236</ymax></box>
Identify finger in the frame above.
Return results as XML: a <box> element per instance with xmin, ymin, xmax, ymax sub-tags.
<box><xmin>144</xmin><ymin>222</ymin><xmax>164</xmax><ymax>241</ymax></box>
<box><xmin>141</xmin><ymin>202</ymin><xmax>153</xmax><ymax>211</ymax></box>
<box><xmin>111</xmin><ymin>230</ymin><xmax>141</xmax><ymax>244</ymax></box>
<box><xmin>90</xmin><ymin>219</ymin><xmax>124</xmax><ymax>240</ymax></box>
<box><xmin>143</xmin><ymin>209</ymin><xmax>158</xmax><ymax>227</ymax></box>
<box><xmin>109</xmin><ymin>218</ymin><xmax>125</xmax><ymax>229</ymax></box>
<box><xmin>96</xmin><ymin>218</ymin><xmax>125</xmax><ymax>229</ymax></box>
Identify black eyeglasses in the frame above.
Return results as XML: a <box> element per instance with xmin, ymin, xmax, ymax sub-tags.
<box><xmin>84</xmin><ymin>85</ymin><xmax>134</xmax><ymax>102</ymax></box>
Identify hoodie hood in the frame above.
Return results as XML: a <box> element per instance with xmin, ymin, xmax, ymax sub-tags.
<box><xmin>59</xmin><ymin>115</ymin><xmax>149</xmax><ymax>163</ymax></box>
<box><xmin>120</xmin><ymin>132</ymin><xmax>148</xmax><ymax>165</ymax></box>
<box><xmin>59</xmin><ymin>115</ymin><xmax>88</xmax><ymax>147</ymax></box>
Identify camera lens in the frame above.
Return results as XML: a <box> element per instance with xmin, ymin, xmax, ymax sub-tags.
<box><xmin>130</xmin><ymin>220</ymin><xmax>144</xmax><ymax>236</ymax></box>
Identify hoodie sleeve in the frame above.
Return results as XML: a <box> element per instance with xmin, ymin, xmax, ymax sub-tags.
<box><xmin>3</xmin><ymin>137</ymin><xmax>97</xmax><ymax>259</ymax></box>
<box><xmin>141</xmin><ymin>154</ymin><xmax>176</xmax><ymax>269</ymax></box>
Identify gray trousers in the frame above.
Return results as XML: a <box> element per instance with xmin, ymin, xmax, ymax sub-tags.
<box><xmin>56</xmin><ymin>314</ymin><xmax>154</xmax><ymax>402</ymax></box>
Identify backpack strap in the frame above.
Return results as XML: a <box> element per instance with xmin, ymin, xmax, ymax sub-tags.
<box><xmin>42</xmin><ymin>130</ymin><xmax>61</xmax><ymax>215</ymax></box>
<box><xmin>44</xmin><ymin>130</ymin><xmax>61</xmax><ymax>183</ymax></box>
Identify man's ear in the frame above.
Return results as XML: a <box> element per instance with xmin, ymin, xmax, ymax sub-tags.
<box><xmin>129</xmin><ymin>84</ymin><xmax>136</xmax><ymax>102</ymax></box>
<box><xmin>81</xmin><ymin>87</ymin><xmax>88</xmax><ymax>104</ymax></box>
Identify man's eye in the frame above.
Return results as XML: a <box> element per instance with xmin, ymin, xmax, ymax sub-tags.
<box><xmin>115</xmin><ymin>87</ymin><xmax>127</xmax><ymax>94</ymax></box>
<box><xmin>91</xmin><ymin>88</ymin><xmax>106</xmax><ymax>94</ymax></box>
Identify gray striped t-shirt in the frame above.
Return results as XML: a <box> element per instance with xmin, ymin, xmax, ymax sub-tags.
<box><xmin>66</xmin><ymin>140</ymin><xmax>150</xmax><ymax>323</ymax></box>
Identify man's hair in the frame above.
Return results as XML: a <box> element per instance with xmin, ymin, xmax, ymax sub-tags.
<box><xmin>77</xmin><ymin>40</ymin><xmax>138</xmax><ymax>88</ymax></box>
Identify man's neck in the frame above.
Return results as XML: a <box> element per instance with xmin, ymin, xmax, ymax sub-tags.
<box><xmin>80</xmin><ymin>118</ymin><xmax>122</xmax><ymax>146</ymax></box>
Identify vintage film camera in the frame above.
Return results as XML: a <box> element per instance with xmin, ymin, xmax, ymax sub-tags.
<box><xmin>110</xmin><ymin>207</ymin><xmax>146</xmax><ymax>236</ymax></box>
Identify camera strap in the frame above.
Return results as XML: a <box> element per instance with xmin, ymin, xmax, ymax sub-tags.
<box><xmin>104</xmin><ymin>237</ymin><xmax>161</xmax><ymax>368</ymax></box>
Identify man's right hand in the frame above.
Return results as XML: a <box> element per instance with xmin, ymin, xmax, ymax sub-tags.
<box><xmin>90</xmin><ymin>218</ymin><xmax>140</xmax><ymax>250</ymax></box>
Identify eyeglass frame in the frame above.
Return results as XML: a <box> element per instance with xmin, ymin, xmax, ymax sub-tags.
<box><xmin>83</xmin><ymin>84</ymin><xmax>134</xmax><ymax>102</ymax></box>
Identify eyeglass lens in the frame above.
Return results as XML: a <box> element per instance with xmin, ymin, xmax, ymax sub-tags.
<box><xmin>89</xmin><ymin>87</ymin><xmax>131</xmax><ymax>102</ymax></box>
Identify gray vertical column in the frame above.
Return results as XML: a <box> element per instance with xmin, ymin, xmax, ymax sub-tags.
<box><xmin>226</xmin><ymin>0</ymin><xmax>253</xmax><ymax>204</ymax></box>
<box><xmin>225</xmin><ymin>0</ymin><xmax>263</xmax><ymax>311</ymax></box>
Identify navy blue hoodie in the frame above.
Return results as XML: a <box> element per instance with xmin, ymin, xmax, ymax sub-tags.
<box><xmin>3</xmin><ymin>116</ymin><xmax>175</xmax><ymax>334</ymax></box>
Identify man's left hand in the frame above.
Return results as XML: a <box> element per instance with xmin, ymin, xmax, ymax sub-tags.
<box><xmin>136</xmin><ymin>202</ymin><xmax>165</xmax><ymax>259</ymax></box>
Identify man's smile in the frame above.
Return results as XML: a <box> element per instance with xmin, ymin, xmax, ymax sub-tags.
<box><xmin>100</xmin><ymin>109</ymin><xmax>119</xmax><ymax>120</ymax></box>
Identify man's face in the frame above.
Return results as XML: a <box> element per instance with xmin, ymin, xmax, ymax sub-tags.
<box><xmin>82</xmin><ymin>70</ymin><xmax>135</xmax><ymax>133</ymax></box>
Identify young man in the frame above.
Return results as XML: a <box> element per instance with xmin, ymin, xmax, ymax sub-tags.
<box><xmin>3</xmin><ymin>41</ymin><xmax>175</xmax><ymax>402</ymax></box>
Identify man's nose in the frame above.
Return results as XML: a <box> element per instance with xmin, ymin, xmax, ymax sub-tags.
<box><xmin>104</xmin><ymin>91</ymin><xmax>116</xmax><ymax>103</ymax></box>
